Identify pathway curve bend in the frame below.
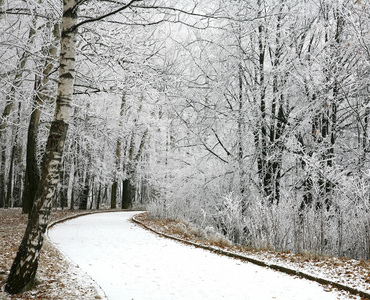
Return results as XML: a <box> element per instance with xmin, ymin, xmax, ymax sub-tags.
<box><xmin>47</xmin><ymin>211</ymin><xmax>353</xmax><ymax>300</ymax></box>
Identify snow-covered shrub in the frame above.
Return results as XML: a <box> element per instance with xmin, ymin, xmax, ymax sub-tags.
<box><xmin>212</xmin><ymin>193</ymin><xmax>245</xmax><ymax>245</ymax></box>
<box><xmin>333</xmin><ymin>173</ymin><xmax>370</xmax><ymax>260</ymax></box>
<box><xmin>172</xmin><ymin>222</ymin><xmax>187</xmax><ymax>235</ymax></box>
<box><xmin>147</xmin><ymin>201</ymin><xmax>167</xmax><ymax>220</ymax></box>
<box><xmin>207</xmin><ymin>232</ymin><xmax>232</xmax><ymax>248</ymax></box>
<box><xmin>204</xmin><ymin>226</ymin><xmax>216</xmax><ymax>237</ymax></box>
<box><xmin>187</xmin><ymin>224</ymin><xmax>207</xmax><ymax>239</ymax></box>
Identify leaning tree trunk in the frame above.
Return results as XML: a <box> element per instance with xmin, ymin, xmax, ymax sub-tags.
<box><xmin>5</xmin><ymin>0</ymin><xmax>78</xmax><ymax>294</ymax></box>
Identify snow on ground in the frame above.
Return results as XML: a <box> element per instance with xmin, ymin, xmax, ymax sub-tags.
<box><xmin>48</xmin><ymin>211</ymin><xmax>358</xmax><ymax>300</ymax></box>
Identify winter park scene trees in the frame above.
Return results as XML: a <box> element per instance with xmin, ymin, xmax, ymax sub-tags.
<box><xmin>0</xmin><ymin>0</ymin><xmax>369</xmax><ymax>299</ymax></box>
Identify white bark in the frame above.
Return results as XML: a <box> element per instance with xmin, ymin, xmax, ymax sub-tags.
<box><xmin>55</xmin><ymin>0</ymin><xmax>78</xmax><ymax>122</ymax></box>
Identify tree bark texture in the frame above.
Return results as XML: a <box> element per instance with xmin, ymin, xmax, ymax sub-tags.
<box><xmin>5</xmin><ymin>0</ymin><xmax>78</xmax><ymax>294</ymax></box>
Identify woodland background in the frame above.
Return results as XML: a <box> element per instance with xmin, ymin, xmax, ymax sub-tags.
<box><xmin>1</xmin><ymin>0</ymin><xmax>370</xmax><ymax>261</ymax></box>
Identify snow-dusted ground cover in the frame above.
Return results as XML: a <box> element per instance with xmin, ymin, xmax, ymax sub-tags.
<box><xmin>0</xmin><ymin>209</ymin><xmax>102</xmax><ymax>300</ymax></box>
<box><xmin>48</xmin><ymin>211</ymin><xmax>359</xmax><ymax>300</ymax></box>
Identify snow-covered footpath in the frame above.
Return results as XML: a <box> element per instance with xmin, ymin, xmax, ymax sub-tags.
<box><xmin>47</xmin><ymin>212</ymin><xmax>358</xmax><ymax>300</ymax></box>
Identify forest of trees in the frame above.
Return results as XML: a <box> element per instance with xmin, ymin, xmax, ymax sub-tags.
<box><xmin>1</xmin><ymin>1</ymin><xmax>370</xmax><ymax>291</ymax></box>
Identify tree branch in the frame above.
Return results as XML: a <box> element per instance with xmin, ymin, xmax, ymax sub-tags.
<box><xmin>70</xmin><ymin>0</ymin><xmax>144</xmax><ymax>32</ymax></box>
<box><xmin>201</xmin><ymin>140</ymin><xmax>228</xmax><ymax>164</ymax></box>
<box><xmin>211</xmin><ymin>128</ymin><xmax>232</xmax><ymax>157</ymax></box>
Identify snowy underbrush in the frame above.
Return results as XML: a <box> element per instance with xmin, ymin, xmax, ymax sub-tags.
<box><xmin>147</xmin><ymin>182</ymin><xmax>370</xmax><ymax>261</ymax></box>
<box><xmin>147</xmin><ymin>202</ymin><xmax>232</xmax><ymax>248</ymax></box>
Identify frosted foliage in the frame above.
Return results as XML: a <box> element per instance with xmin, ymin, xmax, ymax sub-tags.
<box><xmin>147</xmin><ymin>0</ymin><xmax>370</xmax><ymax>261</ymax></box>
<box><xmin>149</xmin><ymin>173</ymin><xmax>370</xmax><ymax>259</ymax></box>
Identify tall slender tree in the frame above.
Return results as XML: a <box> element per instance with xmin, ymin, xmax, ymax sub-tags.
<box><xmin>5</xmin><ymin>0</ymin><xmax>79</xmax><ymax>293</ymax></box>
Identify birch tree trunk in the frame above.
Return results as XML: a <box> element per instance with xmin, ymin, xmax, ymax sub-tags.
<box><xmin>5</xmin><ymin>0</ymin><xmax>78</xmax><ymax>294</ymax></box>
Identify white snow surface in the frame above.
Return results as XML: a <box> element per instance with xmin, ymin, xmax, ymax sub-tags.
<box><xmin>48</xmin><ymin>212</ymin><xmax>355</xmax><ymax>300</ymax></box>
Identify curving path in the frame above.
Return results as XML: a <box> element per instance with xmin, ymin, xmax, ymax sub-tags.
<box><xmin>48</xmin><ymin>212</ymin><xmax>350</xmax><ymax>300</ymax></box>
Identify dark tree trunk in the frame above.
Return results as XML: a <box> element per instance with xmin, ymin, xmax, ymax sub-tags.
<box><xmin>79</xmin><ymin>174</ymin><xmax>90</xmax><ymax>210</ymax></box>
<box><xmin>96</xmin><ymin>183</ymin><xmax>101</xmax><ymax>210</ymax></box>
<box><xmin>22</xmin><ymin>77</ymin><xmax>42</xmax><ymax>215</ymax></box>
<box><xmin>110</xmin><ymin>181</ymin><xmax>117</xmax><ymax>209</ymax></box>
<box><xmin>70</xmin><ymin>187</ymin><xmax>75</xmax><ymax>211</ymax></box>
<box><xmin>22</xmin><ymin>111</ymin><xmax>41</xmax><ymax>214</ymax></box>
<box><xmin>122</xmin><ymin>178</ymin><xmax>134</xmax><ymax>209</ymax></box>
